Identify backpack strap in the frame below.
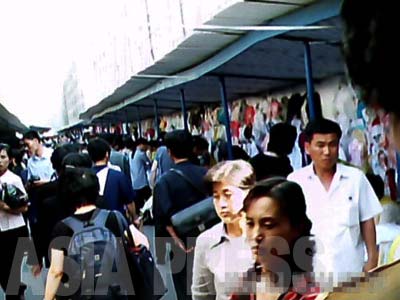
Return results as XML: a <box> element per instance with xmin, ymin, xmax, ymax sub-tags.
<box><xmin>91</xmin><ymin>209</ymin><xmax>110</xmax><ymax>227</ymax></box>
<box><xmin>62</xmin><ymin>209</ymin><xmax>105</xmax><ymax>231</ymax></box>
<box><xmin>113</xmin><ymin>210</ymin><xmax>129</xmax><ymax>239</ymax></box>
<box><xmin>62</xmin><ymin>216</ymin><xmax>85</xmax><ymax>232</ymax></box>
<box><xmin>170</xmin><ymin>168</ymin><xmax>207</xmax><ymax>197</ymax></box>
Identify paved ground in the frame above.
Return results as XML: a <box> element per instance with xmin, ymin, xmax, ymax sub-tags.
<box><xmin>0</xmin><ymin>225</ymin><xmax>178</xmax><ymax>300</ymax></box>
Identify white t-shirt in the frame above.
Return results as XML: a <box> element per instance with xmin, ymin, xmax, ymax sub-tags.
<box><xmin>288</xmin><ymin>163</ymin><xmax>382</xmax><ymax>284</ymax></box>
<box><xmin>0</xmin><ymin>169</ymin><xmax>26</xmax><ymax>231</ymax></box>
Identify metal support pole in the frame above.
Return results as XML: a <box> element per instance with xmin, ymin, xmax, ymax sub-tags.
<box><xmin>304</xmin><ymin>42</ymin><xmax>316</xmax><ymax>121</ymax></box>
<box><xmin>153</xmin><ymin>99</ymin><xmax>161</xmax><ymax>139</ymax></box>
<box><xmin>180</xmin><ymin>89</ymin><xmax>188</xmax><ymax>131</ymax></box>
<box><xmin>219</xmin><ymin>76</ymin><xmax>233</xmax><ymax>160</ymax></box>
<box><xmin>136</xmin><ymin>106</ymin><xmax>142</xmax><ymax>137</ymax></box>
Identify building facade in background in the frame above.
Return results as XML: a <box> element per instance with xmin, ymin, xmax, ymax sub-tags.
<box><xmin>61</xmin><ymin>0</ymin><xmax>240</xmax><ymax>127</ymax></box>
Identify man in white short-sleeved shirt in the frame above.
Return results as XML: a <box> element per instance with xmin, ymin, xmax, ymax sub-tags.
<box><xmin>288</xmin><ymin>119</ymin><xmax>382</xmax><ymax>284</ymax></box>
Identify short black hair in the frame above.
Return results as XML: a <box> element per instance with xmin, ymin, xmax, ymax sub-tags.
<box><xmin>10</xmin><ymin>148</ymin><xmax>24</xmax><ymax>164</ymax></box>
<box><xmin>304</xmin><ymin>118</ymin><xmax>342</xmax><ymax>143</ymax></box>
<box><xmin>165</xmin><ymin>130</ymin><xmax>193</xmax><ymax>159</ymax></box>
<box><xmin>268</xmin><ymin>123</ymin><xmax>297</xmax><ymax>155</ymax></box>
<box><xmin>51</xmin><ymin>144</ymin><xmax>78</xmax><ymax>173</ymax></box>
<box><xmin>136</xmin><ymin>138</ymin><xmax>148</xmax><ymax>146</ymax></box>
<box><xmin>0</xmin><ymin>143</ymin><xmax>11</xmax><ymax>158</ymax></box>
<box><xmin>62</xmin><ymin>153</ymin><xmax>93</xmax><ymax>169</ymax></box>
<box><xmin>23</xmin><ymin>130</ymin><xmax>41</xmax><ymax>142</ymax></box>
<box><xmin>193</xmin><ymin>135</ymin><xmax>209</xmax><ymax>152</ymax></box>
<box><xmin>87</xmin><ymin>138</ymin><xmax>111</xmax><ymax>163</ymax></box>
<box><xmin>61</xmin><ymin>167</ymin><xmax>99</xmax><ymax>208</ymax></box>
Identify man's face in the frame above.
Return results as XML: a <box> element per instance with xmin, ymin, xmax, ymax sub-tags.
<box><xmin>0</xmin><ymin>149</ymin><xmax>10</xmax><ymax>174</ymax></box>
<box><xmin>23</xmin><ymin>138</ymin><xmax>39</xmax><ymax>156</ymax></box>
<box><xmin>305</xmin><ymin>133</ymin><xmax>339</xmax><ymax>172</ymax></box>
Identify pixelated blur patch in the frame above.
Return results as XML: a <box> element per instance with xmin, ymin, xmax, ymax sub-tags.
<box><xmin>325</xmin><ymin>259</ymin><xmax>400</xmax><ymax>299</ymax></box>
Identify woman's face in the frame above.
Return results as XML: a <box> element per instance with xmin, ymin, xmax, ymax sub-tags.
<box><xmin>245</xmin><ymin>196</ymin><xmax>298</xmax><ymax>264</ymax></box>
<box><xmin>0</xmin><ymin>149</ymin><xmax>10</xmax><ymax>175</ymax></box>
<box><xmin>212</xmin><ymin>181</ymin><xmax>248</xmax><ymax>224</ymax></box>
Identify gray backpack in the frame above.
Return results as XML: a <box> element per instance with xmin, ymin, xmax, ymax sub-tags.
<box><xmin>61</xmin><ymin>209</ymin><xmax>129</xmax><ymax>300</ymax></box>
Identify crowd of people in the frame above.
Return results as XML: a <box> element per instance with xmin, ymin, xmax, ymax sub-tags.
<box><xmin>0</xmin><ymin>1</ymin><xmax>399</xmax><ymax>299</ymax></box>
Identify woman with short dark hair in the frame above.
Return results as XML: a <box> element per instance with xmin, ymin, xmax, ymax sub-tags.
<box><xmin>231</xmin><ymin>178</ymin><xmax>317</xmax><ymax>300</ymax></box>
<box><xmin>44</xmin><ymin>167</ymin><xmax>149</xmax><ymax>300</ymax></box>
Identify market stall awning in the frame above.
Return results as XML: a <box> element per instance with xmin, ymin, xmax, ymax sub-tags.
<box><xmin>80</xmin><ymin>0</ymin><xmax>342</xmax><ymax>123</ymax></box>
<box><xmin>0</xmin><ymin>102</ymin><xmax>28</xmax><ymax>133</ymax></box>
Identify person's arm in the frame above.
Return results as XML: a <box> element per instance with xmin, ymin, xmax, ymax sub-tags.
<box><xmin>44</xmin><ymin>248</ymin><xmax>64</xmax><ymax>300</ymax></box>
<box><xmin>0</xmin><ymin>201</ymin><xmax>28</xmax><ymax>214</ymax></box>
<box><xmin>126</xmin><ymin>202</ymin><xmax>141</xmax><ymax>227</ymax></box>
<box><xmin>358</xmin><ymin>173</ymin><xmax>383</xmax><ymax>272</ymax></box>
<box><xmin>119</xmin><ymin>174</ymin><xmax>139</xmax><ymax>223</ymax></box>
<box><xmin>149</xmin><ymin>160</ymin><xmax>158</xmax><ymax>189</ymax></box>
<box><xmin>192</xmin><ymin>236</ymin><xmax>215</xmax><ymax>300</ymax></box>
<box><xmin>361</xmin><ymin>218</ymin><xmax>378</xmax><ymax>272</ymax></box>
<box><xmin>166</xmin><ymin>225</ymin><xmax>194</xmax><ymax>253</ymax></box>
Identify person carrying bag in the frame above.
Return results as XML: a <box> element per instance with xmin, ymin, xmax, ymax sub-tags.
<box><xmin>169</xmin><ymin>169</ymin><xmax>219</xmax><ymax>238</ymax></box>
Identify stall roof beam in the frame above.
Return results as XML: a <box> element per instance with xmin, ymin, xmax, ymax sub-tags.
<box><xmin>207</xmin><ymin>72</ymin><xmax>304</xmax><ymax>83</ymax></box>
<box><xmin>84</xmin><ymin>0</ymin><xmax>341</xmax><ymax>121</ymax></box>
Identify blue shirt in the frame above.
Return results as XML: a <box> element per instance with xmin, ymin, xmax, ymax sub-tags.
<box><xmin>92</xmin><ymin>165</ymin><xmax>136</xmax><ymax>214</ymax></box>
<box><xmin>155</xmin><ymin>146</ymin><xmax>174</xmax><ymax>181</ymax></box>
<box><xmin>129</xmin><ymin>149</ymin><xmax>151</xmax><ymax>190</ymax></box>
<box><xmin>27</xmin><ymin>146</ymin><xmax>54</xmax><ymax>181</ymax></box>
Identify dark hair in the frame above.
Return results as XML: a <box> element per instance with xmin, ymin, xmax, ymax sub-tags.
<box><xmin>193</xmin><ymin>135</ymin><xmax>209</xmax><ymax>152</ymax></box>
<box><xmin>87</xmin><ymin>138</ymin><xmax>111</xmax><ymax>163</ymax></box>
<box><xmin>286</xmin><ymin>93</ymin><xmax>305</xmax><ymax>121</ymax></box>
<box><xmin>62</xmin><ymin>153</ymin><xmax>93</xmax><ymax>169</ymax></box>
<box><xmin>61</xmin><ymin>167</ymin><xmax>99</xmax><ymax>208</ymax></box>
<box><xmin>136</xmin><ymin>138</ymin><xmax>148</xmax><ymax>146</ymax></box>
<box><xmin>341</xmin><ymin>1</ymin><xmax>398</xmax><ymax>117</ymax></box>
<box><xmin>0</xmin><ymin>143</ymin><xmax>12</xmax><ymax>158</ymax></box>
<box><xmin>268</xmin><ymin>123</ymin><xmax>297</xmax><ymax>155</ymax></box>
<box><xmin>366</xmin><ymin>173</ymin><xmax>385</xmax><ymax>200</ymax></box>
<box><xmin>51</xmin><ymin>144</ymin><xmax>78</xmax><ymax>173</ymax></box>
<box><xmin>305</xmin><ymin>92</ymin><xmax>323</xmax><ymax>120</ymax></box>
<box><xmin>304</xmin><ymin>118</ymin><xmax>342</xmax><ymax>143</ymax></box>
<box><xmin>165</xmin><ymin>130</ymin><xmax>193</xmax><ymax>159</ymax></box>
<box><xmin>123</xmin><ymin>135</ymin><xmax>136</xmax><ymax>150</ymax></box>
<box><xmin>22</xmin><ymin>130</ymin><xmax>41</xmax><ymax>142</ymax></box>
<box><xmin>10</xmin><ymin>148</ymin><xmax>24</xmax><ymax>164</ymax></box>
<box><xmin>243</xmin><ymin>178</ymin><xmax>312</xmax><ymax>237</ymax></box>
<box><xmin>218</xmin><ymin>142</ymin><xmax>250</xmax><ymax>161</ymax></box>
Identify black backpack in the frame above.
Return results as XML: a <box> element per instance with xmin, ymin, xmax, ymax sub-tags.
<box><xmin>61</xmin><ymin>209</ymin><xmax>132</xmax><ymax>300</ymax></box>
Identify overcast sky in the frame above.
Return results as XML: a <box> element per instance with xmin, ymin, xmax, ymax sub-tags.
<box><xmin>0</xmin><ymin>0</ymin><xmax>85</xmax><ymax>128</ymax></box>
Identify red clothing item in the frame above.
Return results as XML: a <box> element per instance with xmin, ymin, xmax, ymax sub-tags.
<box><xmin>245</xmin><ymin>105</ymin><xmax>256</xmax><ymax>126</ymax></box>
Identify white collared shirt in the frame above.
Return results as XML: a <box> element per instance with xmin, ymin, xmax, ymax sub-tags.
<box><xmin>192</xmin><ymin>222</ymin><xmax>254</xmax><ymax>300</ymax></box>
<box><xmin>288</xmin><ymin>163</ymin><xmax>382</xmax><ymax>283</ymax></box>
<box><xmin>0</xmin><ymin>170</ymin><xmax>26</xmax><ymax>231</ymax></box>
